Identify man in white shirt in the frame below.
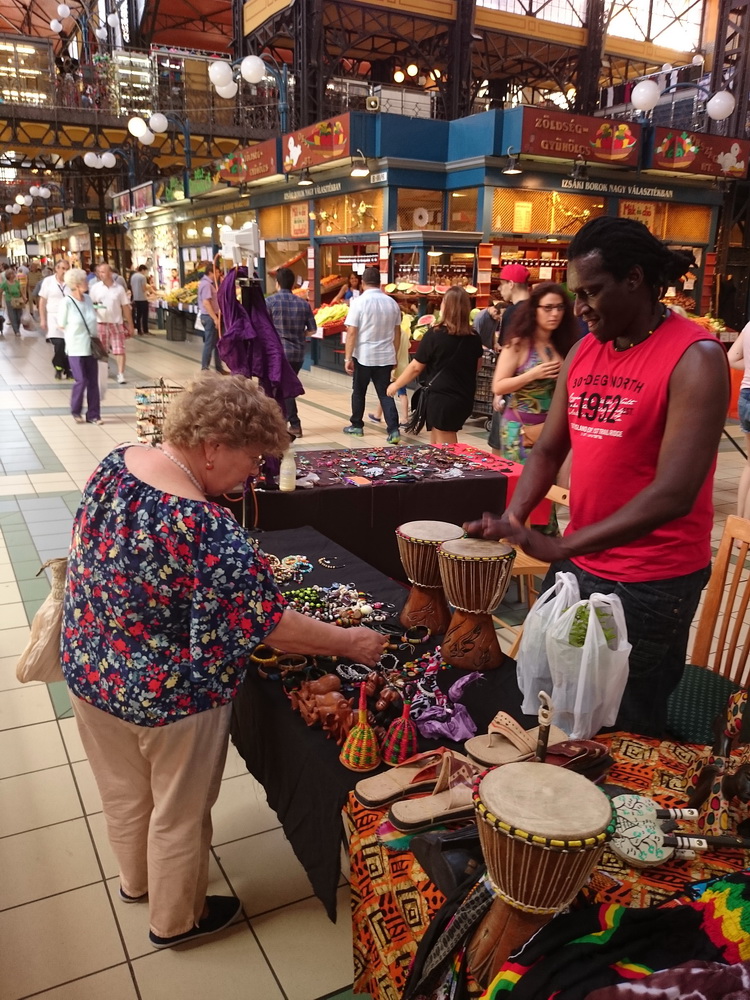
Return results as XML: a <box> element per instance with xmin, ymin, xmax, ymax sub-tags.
<box><xmin>343</xmin><ymin>266</ymin><xmax>402</xmax><ymax>443</ymax></box>
<box><xmin>38</xmin><ymin>258</ymin><xmax>72</xmax><ymax>379</ymax></box>
<box><xmin>130</xmin><ymin>265</ymin><xmax>149</xmax><ymax>335</ymax></box>
<box><xmin>90</xmin><ymin>262</ymin><xmax>135</xmax><ymax>384</ymax></box>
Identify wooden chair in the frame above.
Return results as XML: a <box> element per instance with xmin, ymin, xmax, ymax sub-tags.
<box><xmin>668</xmin><ymin>514</ymin><xmax>750</xmax><ymax>744</ymax></box>
<box><xmin>494</xmin><ymin>485</ymin><xmax>570</xmax><ymax>656</ymax></box>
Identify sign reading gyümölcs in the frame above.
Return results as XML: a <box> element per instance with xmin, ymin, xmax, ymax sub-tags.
<box><xmin>522</xmin><ymin>108</ymin><xmax>641</xmax><ymax>168</ymax></box>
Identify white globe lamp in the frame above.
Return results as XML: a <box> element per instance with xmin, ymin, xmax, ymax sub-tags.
<box><xmin>15</xmin><ymin>194</ymin><xmax>24</xmax><ymax>204</ymax></box>
<box><xmin>23</xmin><ymin>195</ymin><xmax>33</xmax><ymax>206</ymax></box>
<box><xmin>128</xmin><ymin>116</ymin><xmax>148</xmax><ymax>138</ymax></box>
<box><xmin>139</xmin><ymin>129</ymin><xmax>155</xmax><ymax>145</ymax></box>
<box><xmin>4</xmin><ymin>204</ymin><xmax>12</xmax><ymax>213</ymax></box>
<box><xmin>50</xmin><ymin>19</ymin><xmax>63</xmax><ymax>33</ymax></box>
<box><xmin>95</xmin><ymin>25</ymin><xmax>108</xmax><ymax>39</ymax></box>
<box><xmin>631</xmin><ymin>79</ymin><xmax>661</xmax><ymax>112</ymax></box>
<box><xmin>240</xmin><ymin>55</ymin><xmax>266</xmax><ymax>84</ymax></box>
<box><xmin>101</xmin><ymin>151</ymin><xmax>117</xmax><ymax>168</ymax></box>
<box><xmin>208</xmin><ymin>60</ymin><xmax>233</xmax><ymax>87</ymax></box>
<box><xmin>216</xmin><ymin>81</ymin><xmax>238</xmax><ymax>99</ymax></box>
<box><xmin>29</xmin><ymin>185</ymin><xmax>39</xmax><ymax>197</ymax></box>
<box><xmin>149</xmin><ymin>113</ymin><xmax>168</xmax><ymax>134</ymax></box>
<box><xmin>57</xmin><ymin>3</ymin><xmax>71</xmax><ymax>17</ymax></box>
<box><xmin>706</xmin><ymin>90</ymin><xmax>736</xmax><ymax>121</ymax></box>
<box><xmin>12</xmin><ymin>204</ymin><xmax>21</xmax><ymax>214</ymax></box>
<box><xmin>40</xmin><ymin>187</ymin><xmax>51</xmax><ymax>198</ymax></box>
<box><xmin>106</xmin><ymin>12</ymin><xmax>118</xmax><ymax>26</ymax></box>
<box><xmin>84</xmin><ymin>151</ymin><xmax>99</xmax><ymax>167</ymax></box>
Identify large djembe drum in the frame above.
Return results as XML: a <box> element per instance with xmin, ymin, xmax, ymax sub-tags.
<box><xmin>468</xmin><ymin>763</ymin><xmax>615</xmax><ymax>988</ymax></box>
<box><xmin>436</xmin><ymin>538</ymin><xmax>515</xmax><ymax>670</ymax></box>
<box><xmin>395</xmin><ymin>520</ymin><xmax>465</xmax><ymax>635</ymax></box>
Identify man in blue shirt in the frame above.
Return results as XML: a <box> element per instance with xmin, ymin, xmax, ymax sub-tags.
<box><xmin>265</xmin><ymin>266</ymin><xmax>316</xmax><ymax>437</ymax></box>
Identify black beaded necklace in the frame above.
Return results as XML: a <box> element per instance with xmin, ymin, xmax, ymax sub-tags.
<box><xmin>613</xmin><ymin>306</ymin><xmax>668</xmax><ymax>352</ymax></box>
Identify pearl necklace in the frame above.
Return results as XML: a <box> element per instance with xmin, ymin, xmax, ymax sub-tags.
<box><xmin>159</xmin><ymin>447</ymin><xmax>204</xmax><ymax>494</ymax></box>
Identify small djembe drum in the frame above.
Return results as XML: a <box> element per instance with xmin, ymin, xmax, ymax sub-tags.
<box><xmin>436</xmin><ymin>538</ymin><xmax>515</xmax><ymax>671</ymax></box>
<box><xmin>395</xmin><ymin>520</ymin><xmax>465</xmax><ymax>635</ymax></box>
<box><xmin>468</xmin><ymin>763</ymin><xmax>615</xmax><ymax>988</ymax></box>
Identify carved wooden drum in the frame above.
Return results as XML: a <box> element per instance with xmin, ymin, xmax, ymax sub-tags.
<box><xmin>436</xmin><ymin>538</ymin><xmax>515</xmax><ymax>670</ymax></box>
<box><xmin>395</xmin><ymin>520</ymin><xmax>464</xmax><ymax>634</ymax></box>
<box><xmin>468</xmin><ymin>762</ymin><xmax>615</xmax><ymax>988</ymax></box>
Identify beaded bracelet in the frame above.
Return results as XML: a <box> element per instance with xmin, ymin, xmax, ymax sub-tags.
<box><xmin>336</xmin><ymin>662</ymin><xmax>371</xmax><ymax>683</ymax></box>
<box><xmin>402</xmin><ymin>625</ymin><xmax>431</xmax><ymax>644</ymax></box>
<box><xmin>318</xmin><ymin>556</ymin><xmax>347</xmax><ymax>570</ymax></box>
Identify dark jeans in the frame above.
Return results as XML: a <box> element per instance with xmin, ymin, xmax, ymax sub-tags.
<box><xmin>350</xmin><ymin>360</ymin><xmax>399</xmax><ymax>435</ymax></box>
<box><xmin>132</xmin><ymin>300</ymin><xmax>149</xmax><ymax>334</ymax></box>
<box><xmin>49</xmin><ymin>337</ymin><xmax>71</xmax><ymax>376</ymax></box>
<box><xmin>200</xmin><ymin>314</ymin><xmax>225</xmax><ymax>372</ymax></box>
<box><xmin>69</xmin><ymin>355</ymin><xmax>101</xmax><ymax>421</ymax></box>
<box><xmin>285</xmin><ymin>360</ymin><xmax>303</xmax><ymax>427</ymax></box>
<box><xmin>542</xmin><ymin>559</ymin><xmax>711</xmax><ymax>738</ymax></box>
<box><xmin>6</xmin><ymin>305</ymin><xmax>21</xmax><ymax>335</ymax></box>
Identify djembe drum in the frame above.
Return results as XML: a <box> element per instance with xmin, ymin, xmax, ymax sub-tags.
<box><xmin>468</xmin><ymin>763</ymin><xmax>615</xmax><ymax>988</ymax></box>
<box><xmin>436</xmin><ymin>538</ymin><xmax>515</xmax><ymax>670</ymax></box>
<box><xmin>395</xmin><ymin>520</ymin><xmax>465</xmax><ymax>635</ymax></box>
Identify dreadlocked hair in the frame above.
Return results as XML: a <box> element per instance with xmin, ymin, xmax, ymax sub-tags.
<box><xmin>568</xmin><ymin>217</ymin><xmax>695</xmax><ymax>302</ymax></box>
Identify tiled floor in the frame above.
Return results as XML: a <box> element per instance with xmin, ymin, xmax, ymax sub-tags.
<box><xmin>0</xmin><ymin>322</ymin><xmax>746</xmax><ymax>999</ymax></box>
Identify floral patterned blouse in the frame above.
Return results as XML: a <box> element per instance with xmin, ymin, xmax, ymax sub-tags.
<box><xmin>62</xmin><ymin>446</ymin><xmax>285</xmax><ymax>726</ymax></box>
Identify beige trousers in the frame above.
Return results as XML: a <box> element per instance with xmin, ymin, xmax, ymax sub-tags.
<box><xmin>72</xmin><ymin>695</ymin><xmax>231</xmax><ymax>938</ymax></box>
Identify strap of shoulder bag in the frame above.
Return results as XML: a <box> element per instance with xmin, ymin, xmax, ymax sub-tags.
<box><xmin>425</xmin><ymin>336</ymin><xmax>465</xmax><ymax>389</ymax></box>
<box><xmin>68</xmin><ymin>297</ymin><xmax>95</xmax><ymax>339</ymax></box>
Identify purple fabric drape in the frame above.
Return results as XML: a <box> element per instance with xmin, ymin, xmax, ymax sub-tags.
<box><xmin>216</xmin><ymin>267</ymin><xmax>304</xmax><ymax>409</ymax></box>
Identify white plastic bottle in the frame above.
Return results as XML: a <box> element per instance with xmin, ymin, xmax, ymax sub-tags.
<box><xmin>279</xmin><ymin>449</ymin><xmax>297</xmax><ymax>492</ymax></box>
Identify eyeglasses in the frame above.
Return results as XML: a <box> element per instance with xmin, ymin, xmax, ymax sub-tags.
<box><xmin>247</xmin><ymin>454</ymin><xmax>264</xmax><ymax>466</ymax></box>
<box><xmin>538</xmin><ymin>304</ymin><xmax>565</xmax><ymax>313</ymax></box>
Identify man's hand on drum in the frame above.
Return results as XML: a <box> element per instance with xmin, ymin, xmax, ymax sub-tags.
<box><xmin>464</xmin><ymin>512</ymin><xmax>569</xmax><ymax>563</ymax></box>
<box><xmin>345</xmin><ymin>626</ymin><xmax>389</xmax><ymax>666</ymax></box>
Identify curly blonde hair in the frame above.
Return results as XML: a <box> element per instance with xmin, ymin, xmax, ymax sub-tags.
<box><xmin>163</xmin><ymin>372</ymin><xmax>290</xmax><ymax>454</ymax></box>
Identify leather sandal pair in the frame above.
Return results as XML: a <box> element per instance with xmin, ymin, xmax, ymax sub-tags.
<box><xmin>464</xmin><ymin>712</ymin><xmax>568</xmax><ymax>767</ymax></box>
<box><xmin>354</xmin><ymin>746</ymin><xmax>473</xmax><ymax>809</ymax></box>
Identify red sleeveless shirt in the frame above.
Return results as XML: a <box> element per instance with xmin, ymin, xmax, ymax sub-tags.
<box><xmin>565</xmin><ymin>312</ymin><xmax>718</xmax><ymax>582</ymax></box>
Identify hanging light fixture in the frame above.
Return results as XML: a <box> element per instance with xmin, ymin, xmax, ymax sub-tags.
<box><xmin>406</xmin><ymin>63</ymin><xmax>419</xmax><ymax>78</ymax></box>
<box><xmin>350</xmin><ymin>149</ymin><xmax>370</xmax><ymax>178</ymax></box>
<box><xmin>427</xmin><ymin>247</ymin><xmax>442</xmax><ymax>258</ymax></box>
<box><xmin>502</xmin><ymin>146</ymin><xmax>522</xmax><ymax>175</ymax></box>
<box><xmin>298</xmin><ymin>168</ymin><xmax>313</xmax><ymax>187</ymax></box>
<box><xmin>393</xmin><ymin>69</ymin><xmax>405</xmax><ymax>84</ymax></box>
<box><xmin>570</xmin><ymin>154</ymin><xmax>588</xmax><ymax>181</ymax></box>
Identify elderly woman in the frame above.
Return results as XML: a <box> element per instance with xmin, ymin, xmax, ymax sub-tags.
<box><xmin>57</xmin><ymin>267</ymin><xmax>101</xmax><ymax>424</ymax></box>
<box><xmin>0</xmin><ymin>266</ymin><xmax>27</xmax><ymax>336</ymax></box>
<box><xmin>62</xmin><ymin>372</ymin><xmax>384</xmax><ymax>950</ymax></box>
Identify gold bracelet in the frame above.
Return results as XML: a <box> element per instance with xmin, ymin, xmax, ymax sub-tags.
<box><xmin>250</xmin><ymin>645</ymin><xmax>278</xmax><ymax>665</ymax></box>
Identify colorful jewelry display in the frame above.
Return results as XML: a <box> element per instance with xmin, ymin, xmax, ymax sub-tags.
<box><xmin>283</xmin><ymin>583</ymin><xmax>393</xmax><ymax>625</ymax></box>
<box><xmin>266</xmin><ymin>554</ymin><xmax>314</xmax><ymax>585</ymax></box>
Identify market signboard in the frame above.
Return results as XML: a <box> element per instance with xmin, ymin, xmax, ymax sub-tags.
<box><xmin>219</xmin><ymin>139</ymin><xmax>279</xmax><ymax>185</ymax></box>
<box><xmin>132</xmin><ymin>182</ymin><xmax>155</xmax><ymax>212</ymax></box>
<box><xmin>649</xmin><ymin>127</ymin><xmax>750</xmax><ymax>178</ymax></box>
<box><xmin>111</xmin><ymin>190</ymin><xmax>132</xmax><ymax>221</ymax></box>
<box><xmin>522</xmin><ymin>108</ymin><xmax>641</xmax><ymax>168</ymax></box>
<box><xmin>282</xmin><ymin>113</ymin><xmax>350</xmax><ymax>172</ymax></box>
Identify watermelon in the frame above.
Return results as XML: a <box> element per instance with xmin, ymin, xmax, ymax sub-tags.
<box><xmin>414</xmin><ymin>284</ymin><xmax>434</xmax><ymax>295</ymax></box>
<box><xmin>416</xmin><ymin>314</ymin><xmax>436</xmax><ymax>327</ymax></box>
<box><xmin>435</xmin><ymin>285</ymin><xmax>450</xmax><ymax>294</ymax></box>
<box><xmin>465</xmin><ymin>285</ymin><xmax>478</xmax><ymax>294</ymax></box>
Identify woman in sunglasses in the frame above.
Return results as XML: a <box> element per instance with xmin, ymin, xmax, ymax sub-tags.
<box><xmin>491</xmin><ymin>281</ymin><xmax>578</xmax><ymax>464</ymax></box>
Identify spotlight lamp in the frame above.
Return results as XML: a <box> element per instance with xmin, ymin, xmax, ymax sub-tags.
<box><xmin>297</xmin><ymin>168</ymin><xmax>313</xmax><ymax>187</ymax></box>
<box><xmin>406</xmin><ymin>63</ymin><xmax>419</xmax><ymax>78</ymax></box>
<box><xmin>350</xmin><ymin>149</ymin><xmax>370</xmax><ymax>178</ymax></box>
<box><xmin>502</xmin><ymin>146</ymin><xmax>522</xmax><ymax>175</ymax></box>
<box><xmin>570</xmin><ymin>154</ymin><xmax>588</xmax><ymax>181</ymax></box>
<box><xmin>393</xmin><ymin>69</ymin><xmax>405</xmax><ymax>84</ymax></box>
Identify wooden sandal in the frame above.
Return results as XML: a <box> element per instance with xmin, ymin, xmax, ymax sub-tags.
<box><xmin>463</xmin><ymin>711</ymin><xmax>568</xmax><ymax>767</ymax></box>
<box><xmin>354</xmin><ymin>747</ymin><xmax>472</xmax><ymax>809</ymax></box>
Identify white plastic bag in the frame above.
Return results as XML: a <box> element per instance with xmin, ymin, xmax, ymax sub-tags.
<box><xmin>546</xmin><ymin>593</ymin><xmax>631</xmax><ymax>739</ymax></box>
<box><xmin>193</xmin><ymin>312</ymin><xmax>204</xmax><ymax>333</ymax></box>
<box><xmin>98</xmin><ymin>359</ymin><xmax>109</xmax><ymax>401</ymax></box>
<box><xmin>516</xmin><ymin>571</ymin><xmax>580</xmax><ymax>715</ymax></box>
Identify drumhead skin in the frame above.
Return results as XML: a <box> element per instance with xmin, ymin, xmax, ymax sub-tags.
<box><xmin>397</xmin><ymin>521</ymin><xmax>465</xmax><ymax>543</ymax></box>
<box><xmin>478</xmin><ymin>762</ymin><xmax>612</xmax><ymax>841</ymax></box>
<box><xmin>439</xmin><ymin>538</ymin><xmax>513</xmax><ymax>559</ymax></box>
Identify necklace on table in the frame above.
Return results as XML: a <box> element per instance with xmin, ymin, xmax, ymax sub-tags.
<box><xmin>159</xmin><ymin>446</ymin><xmax>204</xmax><ymax>494</ymax></box>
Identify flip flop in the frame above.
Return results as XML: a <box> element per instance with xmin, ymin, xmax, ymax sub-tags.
<box><xmin>354</xmin><ymin>747</ymin><xmax>471</xmax><ymax>809</ymax></box>
<box><xmin>387</xmin><ymin>753</ymin><xmax>480</xmax><ymax>833</ymax></box>
<box><xmin>464</xmin><ymin>711</ymin><xmax>568</xmax><ymax>768</ymax></box>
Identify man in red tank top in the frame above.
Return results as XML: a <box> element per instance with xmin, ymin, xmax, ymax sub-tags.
<box><xmin>467</xmin><ymin>217</ymin><xmax>729</xmax><ymax>737</ymax></box>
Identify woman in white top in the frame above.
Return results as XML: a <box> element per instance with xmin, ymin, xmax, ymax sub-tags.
<box><xmin>728</xmin><ymin>323</ymin><xmax>750</xmax><ymax>518</ymax></box>
<box><xmin>58</xmin><ymin>268</ymin><xmax>101</xmax><ymax>425</ymax></box>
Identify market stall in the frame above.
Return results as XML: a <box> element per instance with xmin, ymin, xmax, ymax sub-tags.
<box><xmin>244</xmin><ymin>444</ymin><xmax>510</xmax><ymax>582</ymax></box>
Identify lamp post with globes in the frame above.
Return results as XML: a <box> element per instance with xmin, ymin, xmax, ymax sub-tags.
<box><xmin>207</xmin><ymin>55</ymin><xmax>289</xmax><ymax>134</ymax></box>
<box><xmin>629</xmin><ymin>78</ymin><xmax>736</xmax><ymax>129</ymax></box>
<box><xmin>83</xmin><ymin>148</ymin><xmax>137</xmax><ymax>189</ymax></box>
<box><xmin>48</xmin><ymin>2</ymin><xmax>114</xmax><ymax>45</ymax></box>
<box><xmin>29</xmin><ymin>182</ymin><xmax>67</xmax><ymax>209</ymax></box>
<box><xmin>127</xmin><ymin>113</ymin><xmax>192</xmax><ymax>199</ymax></box>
